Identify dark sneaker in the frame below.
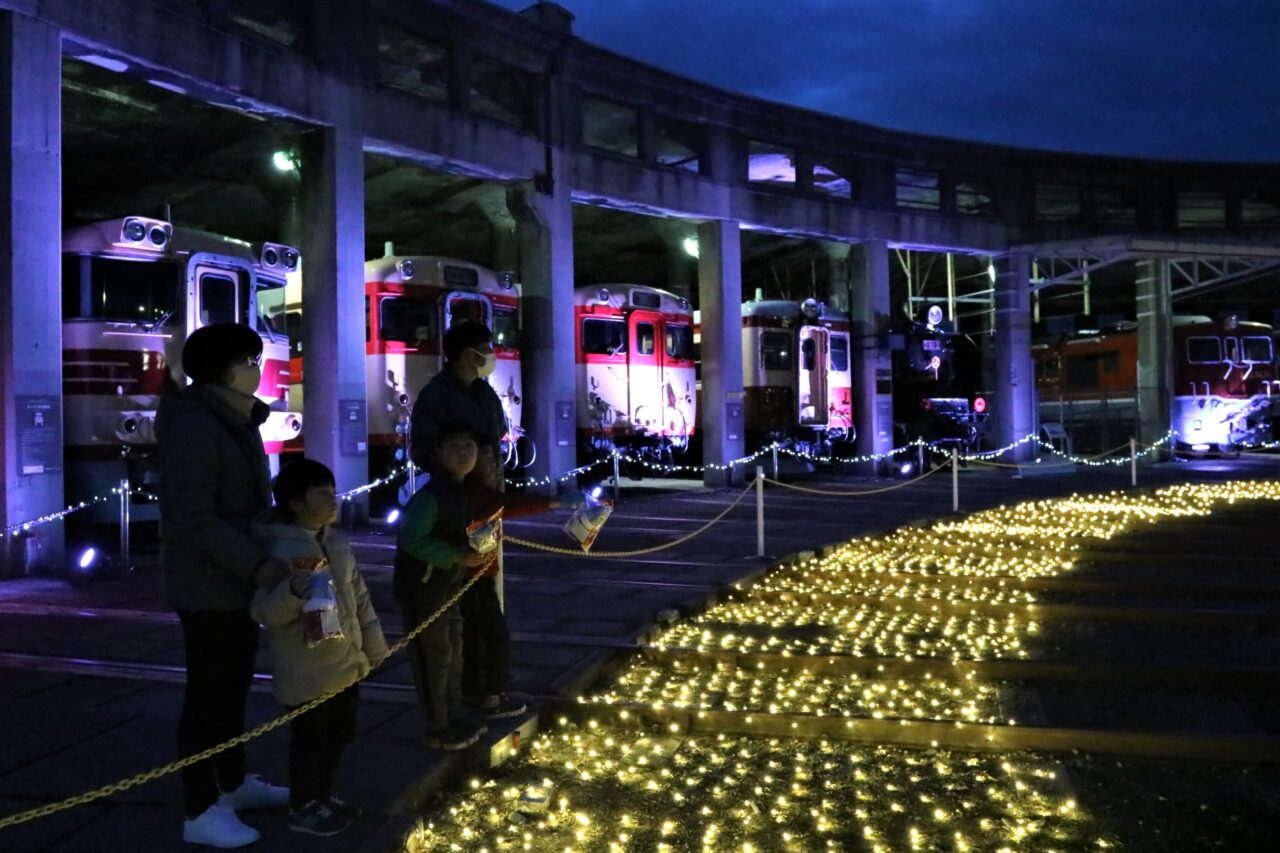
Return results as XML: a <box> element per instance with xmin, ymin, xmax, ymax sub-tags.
<box><xmin>423</xmin><ymin>721</ymin><xmax>486</xmax><ymax>751</ymax></box>
<box><xmin>479</xmin><ymin>693</ymin><xmax>527</xmax><ymax>720</ymax></box>
<box><xmin>324</xmin><ymin>795</ymin><xmax>363</xmax><ymax>821</ymax></box>
<box><xmin>288</xmin><ymin>799</ymin><xmax>351</xmax><ymax>837</ymax></box>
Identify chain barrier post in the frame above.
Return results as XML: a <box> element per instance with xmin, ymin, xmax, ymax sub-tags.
<box><xmin>771</xmin><ymin>443</ymin><xmax>779</xmax><ymax>480</ymax></box>
<box><xmin>917</xmin><ymin>440</ymin><xmax>925</xmax><ymax>474</ymax></box>
<box><xmin>951</xmin><ymin>446</ymin><xmax>959</xmax><ymax>513</ymax></box>
<box><xmin>756</xmin><ymin>465</ymin><xmax>765</xmax><ymax>557</ymax></box>
<box><xmin>1130</xmin><ymin>437</ymin><xmax>1137</xmax><ymax>487</ymax></box>
<box><xmin>612</xmin><ymin>448</ymin><xmax>621</xmax><ymax>505</ymax></box>
<box><xmin>118</xmin><ymin>478</ymin><xmax>130</xmax><ymax>572</ymax></box>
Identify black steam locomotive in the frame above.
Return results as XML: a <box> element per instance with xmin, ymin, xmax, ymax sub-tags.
<box><xmin>892</xmin><ymin>307</ymin><xmax>990</xmax><ymax>450</ymax></box>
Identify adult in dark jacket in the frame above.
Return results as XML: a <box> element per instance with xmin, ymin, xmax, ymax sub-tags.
<box><xmin>157</xmin><ymin>323</ymin><xmax>290</xmax><ymax>849</ymax></box>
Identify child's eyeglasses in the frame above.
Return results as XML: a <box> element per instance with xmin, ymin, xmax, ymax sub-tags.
<box><xmin>245</xmin><ymin>353</ymin><xmax>263</xmax><ymax>367</ymax></box>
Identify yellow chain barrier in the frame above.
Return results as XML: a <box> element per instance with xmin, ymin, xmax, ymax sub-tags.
<box><xmin>0</xmin><ymin>573</ymin><xmax>481</xmax><ymax>833</ymax></box>
<box><xmin>504</xmin><ymin>481</ymin><xmax>757</xmax><ymax>557</ymax></box>
<box><xmin>761</xmin><ymin>463</ymin><xmax>946</xmax><ymax>496</ymax></box>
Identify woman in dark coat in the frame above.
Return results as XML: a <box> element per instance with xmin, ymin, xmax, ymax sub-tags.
<box><xmin>157</xmin><ymin>323</ymin><xmax>290</xmax><ymax>848</ymax></box>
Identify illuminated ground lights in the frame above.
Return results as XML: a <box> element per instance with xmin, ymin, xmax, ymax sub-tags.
<box><xmin>409</xmin><ymin>481</ymin><xmax>1280</xmax><ymax>851</ymax></box>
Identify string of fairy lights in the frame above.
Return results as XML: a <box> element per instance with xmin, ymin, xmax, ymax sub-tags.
<box><xmin>404</xmin><ymin>479</ymin><xmax>1280</xmax><ymax>852</ymax></box>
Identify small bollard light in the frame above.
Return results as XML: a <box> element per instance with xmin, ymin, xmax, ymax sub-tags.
<box><xmin>77</xmin><ymin>547</ymin><xmax>98</xmax><ymax>570</ymax></box>
<box><xmin>385</xmin><ymin>508</ymin><xmax>401</xmax><ymax>525</ymax></box>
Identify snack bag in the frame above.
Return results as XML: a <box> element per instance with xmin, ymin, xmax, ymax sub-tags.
<box><xmin>292</xmin><ymin>555</ymin><xmax>344</xmax><ymax>647</ymax></box>
<box><xmin>467</xmin><ymin>508</ymin><xmax>504</xmax><ymax>555</ymax></box>
<box><xmin>563</xmin><ymin>493</ymin><xmax>613</xmax><ymax>552</ymax></box>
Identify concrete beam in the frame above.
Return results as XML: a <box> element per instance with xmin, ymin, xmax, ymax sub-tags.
<box><xmin>696</xmin><ymin>219</ymin><xmax>746</xmax><ymax>486</ymax></box>
<box><xmin>1136</xmin><ymin>258</ymin><xmax>1173</xmax><ymax>453</ymax></box>
<box><xmin>849</xmin><ymin>241</ymin><xmax>893</xmax><ymax>467</ymax></box>
<box><xmin>507</xmin><ymin>161</ymin><xmax>577</xmax><ymax>494</ymax></box>
<box><xmin>993</xmin><ymin>252</ymin><xmax>1036</xmax><ymax>458</ymax></box>
<box><xmin>300</xmin><ymin>124</ymin><xmax>369</xmax><ymax>519</ymax></box>
<box><xmin>1</xmin><ymin>10</ymin><xmax>63</xmax><ymax>572</ymax></box>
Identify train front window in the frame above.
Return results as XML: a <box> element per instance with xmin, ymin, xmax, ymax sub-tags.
<box><xmin>635</xmin><ymin>322</ymin><xmax>656</xmax><ymax>356</ymax></box>
<box><xmin>1243</xmin><ymin>336</ymin><xmax>1273</xmax><ymax>363</ymax></box>
<box><xmin>582</xmin><ymin>318</ymin><xmax>627</xmax><ymax>354</ymax></box>
<box><xmin>761</xmin><ymin>331</ymin><xmax>792</xmax><ymax>371</ymax></box>
<box><xmin>199</xmin><ymin>273</ymin><xmax>238</xmax><ymax>326</ymax></box>
<box><xmin>380</xmin><ymin>297</ymin><xmax>437</xmax><ymax>343</ymax></box>
<box><xmin>62</xmin><ymin>255</ymin><xmax>180</xmax><ymax>322</ymax></box>
<box><xmin>666</xmin><ymin>324</ymin><xmax>693</xmax><ymax>360</ymax></box>
<box><xmin>1187</xmin><ymin>336</ymin><xmax>1222</xmax><ymax>364</ymax></box>
<box><xmin>492</xmin><ymin>307</ymin><xmax>518</xmax><ymax>348</ymax></box>
<box><xmin>447</xmin><ymin>297</ymin><xmax>489</xmax><ymax>328</ymax></box>
<box><xmin>829</xmin><ymin>335</ymin><xmax>849</xmax><ymax>371</ymax></box>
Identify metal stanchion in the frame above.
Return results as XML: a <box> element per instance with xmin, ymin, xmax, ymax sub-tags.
<box><xmin>917</xmin><ymin>441</ymin><xmax>925</xmax><ymax>474</ymax></box>
<box><xmin>118</xmin><ymin>478</ymin><xmax>131</xmax><ymax>571</ymax></box>
<box><xmin>1130</xmin><ymin>437</ymin><xmax>1137</xmax><ymax>487</ymax></box>
<box><xmin>951</xmin><ymin>447</ymin><xmax>959</xmax><ymax>513</ymax></box>
<box><xmin>772</xmin><ymin>443</ymin><xmax>779</xmax><ymax>479</ymax></box>
<box><xmin>612</xmin><ymin>449</ymin><xmax>622</xmax><ymax>504</ymax></box>
<box><xmin>756</xmin><ymin>465</ymin><xmax>765</xmax><ymax>558</ymax></box>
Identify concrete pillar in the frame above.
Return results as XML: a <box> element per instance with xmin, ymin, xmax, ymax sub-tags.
<box><xmin>1135</xmin><ymin>258</ymin><xmax>1173</xmax><ymax>453</ymax></box>
<box><xmin>299</xmin><ymin>125</ymin><xmax>369</xmax><ymax>520</ymax></box>
<box><xmin>849</xmin><ymin>241</ymin><xmax>893</xmax><ymax>469</ymax></box>
<box><xmin>993</xmin><ymin>252</ymin><xmax>1036</xmax><ymax>459</ymax></box>
<box><xmin>697</xmin><ymin>219</ymin><xmax>746</xmax><ymax>486</ymax></box>
<box><xmin>820</xmin><ymin>241</ymin><xmax>852</xmax><ymax>312</ymax></box>
<box><xmin>1</xmin><ymin>12</ymin><xmax>63</xmax><ymax>573</ymax></box>
<box><xmin>507</xmin><ymin>159</ymin><xmax>577</xmax><ymax>494</ymax></box>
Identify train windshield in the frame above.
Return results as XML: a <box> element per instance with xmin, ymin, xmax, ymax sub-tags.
<box><xmin>492</xmin><ymin>306</ymin><xmax>518</xmax><ymax>348</ymax></box>
<box><xmin>582</xmin><ymin>318</ymin><xmax>627</xmax><ymax>354</ymax></box>
<box><xmin>380</xmin><ymin>297</ymin><xmax>437</xmax><ymax>342</ymax></box>
<box><xmin>256</xmin><ymin>283</ymin><xmax>287</xmax><ymax>338</ymax></box>
<box><xmin>761</xmin><ymin>331</ymin><xmax>792</xmax><ymax>370</ymax></box>
<box><xmin>1243</xmin><ymin>336</ymin><xmax>1272</xmax><ymax>363</ymax></box>
<box><xmin>62</xmin><ymin>255</ymin><xmax>180</xmax><ymax>323</ymax></box>
<box><xmin>829</xmin><ymin>335</ymin><xmax>849</xmax><ymax>371</ymax></box>
<box><xmin>1186</xmin><ymin>337</ymin><xmax>1222</xmax><ymax>363</ymax></box>
<box><xmin>666</xmin><ymin>324</ymin><xmax>694</xmax><ymax>360</ymax></box>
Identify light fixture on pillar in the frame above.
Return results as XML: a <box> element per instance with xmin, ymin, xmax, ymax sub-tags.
<box><xmin>682</xmin><ymin>237</ymin><xmax>699</xmax><ymax>259</ymax></box>
<box><xmin>272</xmin><ymin>150</ymin><xmax>299</xmax><ymax>172</ymax></box>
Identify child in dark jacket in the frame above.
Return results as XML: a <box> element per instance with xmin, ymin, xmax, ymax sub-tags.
<box><xmin>393</xmin><ymin>422</ymin><xmax>582</xmax><ymax>750</ymax></box>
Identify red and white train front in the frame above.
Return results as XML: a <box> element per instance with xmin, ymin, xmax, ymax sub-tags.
<box><xmin>361</xmin><ymin>256</ymin><xmax>524</xmax><ymax>467</ymax></box>
<box><xmin>740</xmin><ymin>297</ymin><xmax>854</xmax><ymax>449</ymax></box>
<box><xmin>62</xmin><ymin>215</ymin><xmax>301</xmax><ymax>519</ymax></box>
<box><xmin>1173</xmin><ymin>315</ymin><xmax>1275</xmax><ymax>452</ymax></box>
<box><xmin>574</xmin><ymin>285</ymin><xmax>697</xmax><ymax>456</ymax></box>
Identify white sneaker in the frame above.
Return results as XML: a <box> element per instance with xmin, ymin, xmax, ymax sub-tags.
<box><xmin>182</xmin><ymin>803</ymin><xmax>260</xmax><ymax>848</ymax></box>
<box><xmin>218</xmin><ymin>774</ymin><xmax>290</xmax><ymax>811</ymax></box>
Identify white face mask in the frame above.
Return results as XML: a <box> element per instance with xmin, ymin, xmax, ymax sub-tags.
<box><xmin>471</xmin><ymin>348</ymin><xmax>497</xmax><ymax>378</ymax></box>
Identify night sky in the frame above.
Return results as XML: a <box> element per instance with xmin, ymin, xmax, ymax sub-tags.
<box><xmin>490</xmin><ymin>0</ymin><xmax>1280</xmax><ymax>163</ymax></box>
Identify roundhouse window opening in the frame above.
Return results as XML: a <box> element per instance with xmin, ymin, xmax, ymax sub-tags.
<box><xmin>375</xmin><ymin>27</ymin><xmax>449</xmax><ymax>103</ymax></box>
<box><xmin>654</xmin><ymin>114</ymin><xmax>702</xmax><ymax>172</ymax></box>
<box><xmin>470</xmin><ymin>58</ymin><xmax>537</xmax><ymax>130</ymax></box>
<box><xmin>1035</xmin><ymin>183</ymin><xmax>1082</xmax><ymax>223</ymax></box>
<box><xmin>812</xmin><ymin>160</ymin><xmax>853</xmax><ymax>199</ymax></box>
<box><xmin>1093</xmin><ymin>186</ymin><xmax>1138</xmax><ymax>226</ymax></box>
<box><xmin>1241</xmin><ymin>192</ymin><xmax>1280</xmax><ymax>228</ymax></box>
<box><xmin>895</xmin><ymin>169</ymin><xmax>941</xmax><ymax>211</ymax></box>
<box><xmin>1177</xmin><ymin>191</ymin><xmax>1226</xmax><ymax>228</ymax></box>
<box><xmin>955</xmin><ymin>179</ymin><xmax>997</xmax><ymax>216</ymax></box>
<box><xmin>747</xmin><ymin>141</ymin><xmax>797</xmax><ymax>186</ymax></box>
<box><xmin>582</xmin><ymin>96</ymin><xmax>639</xmax><ymax>158</ymax></box>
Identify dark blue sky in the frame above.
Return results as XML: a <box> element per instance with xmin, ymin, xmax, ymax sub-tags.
<box><xmin>490</xmin><ymin>0</ymin><xmax>1279</xmax><ymax>163</ymax></box>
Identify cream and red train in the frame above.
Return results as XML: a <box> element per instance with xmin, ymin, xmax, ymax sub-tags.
<box><xmin>62</xmin><ymin>215</ymin><xmax>301</xmax><ymax>520</ymax></box>
<box><xmin>285</xmin><ymin>254</ymin><xmax>527</xmax><ymax>478</ymax></box>
<box><xmin>1033</xmin><ymin>314</ymin><xmax>1276</xmax><ymax>453</ymax></box>
<box><xmin>738</xmin><ymin>297</ymin><xmax>854</xmax><ymax>452</ymax></box>
<box><xmin>574</xmin><ymin>284</ymin><xmax>697</xmax><ymax>462</ymax></box>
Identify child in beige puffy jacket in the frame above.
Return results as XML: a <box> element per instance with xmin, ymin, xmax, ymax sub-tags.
<box><xmin>251</xmin><ymin>459</ymin><xmax>388</xmax><ymax>838</ymax></box>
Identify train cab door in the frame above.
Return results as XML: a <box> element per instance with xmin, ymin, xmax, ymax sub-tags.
<box><xmin>797</xmin><ymin>326</ymin><xmax>829</xmax><ymax>425</ymax></box>
<box><xmin>628</xmin><ymin>311</ymin><xmax>662</xmax><ymax>433</ymax></box>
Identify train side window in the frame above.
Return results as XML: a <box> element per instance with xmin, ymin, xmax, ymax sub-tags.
<box><xmin>1101</xmin><ymin>351</ymin><xmax>1120</xmax><ymax>374</ymax></box>
<box><xmin>829</xmin><ymin>335</ymin><xmax>849</xmax><ymax>371</ymax></box>
<box><xmin>1066</xmin><ymin>357</ymin><xmax>1099</xmax><ymax>389</ymax></box>
<box><xmin>800</xmin><ymin>338</ymin><xmax>817</xmax><ymax>371</ymax></box>
<box><xmin>665</xmin><ymin>324</ymin><xmax>693</xmax><ymax>360</ymax></box>
<box><xmin>761</xmin><ymin>331</ymin><xmax>792</xmax><ymax>370</ymax></box>
<box><xmin>285</xmin><ymin>311</ymin><xmax>303</xmax><ymax>357</ymax></box>
<box><xmin>635</xmin><ymin>322</ymin><xmax>656</xmax><ymax>356</ymax></box>
<box><xmin>199</xmin><ymin>273</ymin><xmax>238</xmax><ymax>326</ymax></box>
<box><xmin>256</xmin><ymin>283</ymin><xmax>287</xmax><ymax>337</ymax></box>
<box><xmin>380</xmin><ymin>297</ymin><xmax>437</xmax><ymax>343</ymax></box>
<box><xmin>1243</xmin><ymin>336</ymin><xmax>1273</xmax><ymax>363</ymax></box>
<box><xmin>1186</xmin><ymin>337</ymin><xmax>1222</xmax><ymax>364</ymax></box>
<box><xmin>582</xmin><ymin>318</ymin><xmax>627</xmax><ymax>354</ymax></box>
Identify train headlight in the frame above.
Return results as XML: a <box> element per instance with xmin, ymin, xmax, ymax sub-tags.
<box><xmin>596</xmin><ymin>287</ymin><xmax>610</xmax><ymax>304</ymax></box>
<box><xmin>284</xmin><ymin>250</ymin><xmax>299</xmax><ymax>270</ymax></box>
<box><xmin>973</xmin><ymin>396</ymin><xmax>987</xmax><ymax>414</ymax></box>
<box><xmin>149</xmin><ymin>226</ymin><xmax>168</xmax><ymax>247</ymax></box>
<box><xmin>263</xmin><ymin>247</ymin><xmax>279</xmax><ymax>267</ymax></box>
<box><xmin>921</xmin><ymin>398</ymin><xmax>932</xmax><ymax>411</ymax></box>
<box><xmin>285</xmin><ymin>414</ymin><xmax>301</xmax><ymax>434</ymax></box>
<box><xmin>122</xmin><ymin>220</ymin><xmax>147</xmax><ymax>242</ymax></box>
<box><xmin>800</xmin><ymin>298</ymin><xmax>823</xmax><ymax>319</ymax></box>
<box><xmin>399</xmin><ymin>259</ymin><xmax>415</xmax><ymax>279</ymax></box>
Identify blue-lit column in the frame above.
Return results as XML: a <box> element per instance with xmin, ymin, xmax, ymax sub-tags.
<box><xmin>1135</xmin><ymin>258</ymin><xmax>1172</xmax><ymax>454</ymax></box>
<box><xmin>300</xmin><ymin>125</ymin><xmax>369</xmax><ymax>521</ymax></box>
<box><xmin>0</xmin><ymin>12</ymin><xmax>64</xmax><ymax>573</ymax></box>
<box><xmin>697</xmin><ymin>218</ymin><xmax>747</xmax><ymax>487</ymax></box>
<box><xmin>507</xmin><ymin>156</ymin><xmax>577</xmax><ymax>495</ymax></box>
<box><xmin>993</xmin><ymin>252</ymin><xmax>1036</xmax><ymax>459</ymax></box>
<box><xmin>849</xmin><ymin>240</ymin><xmax>893</xmax><ymax>469</ymax></box>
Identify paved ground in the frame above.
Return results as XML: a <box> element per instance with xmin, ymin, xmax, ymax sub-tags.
<box><xmin>0</xmin><ymin>454</ymin><xmax>1277</xmax><ymax>851</ymax></box>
